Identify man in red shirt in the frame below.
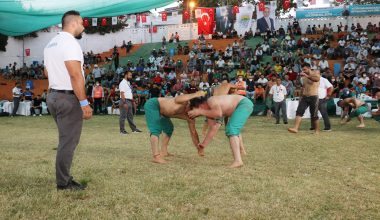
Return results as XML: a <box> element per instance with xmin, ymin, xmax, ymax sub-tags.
<box><xmin>153</xmin><ymin>72</ymin><xmax>163</xmax><ymax>84</ymax></box>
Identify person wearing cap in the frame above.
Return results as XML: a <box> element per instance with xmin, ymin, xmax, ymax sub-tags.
<box><xmin>44</xmin><ymin>10</ymin><xmax>92</xmax><ymax>190</ymax></box>
<box><xmin>11</xmin><ymin>82</ymin><xmax>22</xmax><ymax>116</ymax></box>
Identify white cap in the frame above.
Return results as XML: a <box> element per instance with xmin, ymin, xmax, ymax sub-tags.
<box><xmin>94</xmin><ymin>64</ymin><xmax>98</xmax><ymax>67</ymax></box>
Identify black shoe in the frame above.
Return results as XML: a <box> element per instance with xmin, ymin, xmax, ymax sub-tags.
<box><xmin>284</xmin><ymin>122</ymin><xmax>288</xmax><ymax>124</ymax></box>
<box><xmin>309</xmin><ymin>128</ymin><xmax>315</xmax><ymax>131</ymax></box>
<box><xmin>323</xmin><ymin>128</ymin><xmax>332</xmax><ymax>132</ymax></box>
<box><xmin>57</xmin><ymin>180</ymin><xmax>86</xmax><ymax>191</ymax></box>
<box><xmin>120</xmin><ymin>130</ymin><xmax>128</xmax><ymax>135</ymax></box>
<box><xmin>132</xmin><ymin>129</ymin><xmax>142</xmax><ymax>133</ymax></box>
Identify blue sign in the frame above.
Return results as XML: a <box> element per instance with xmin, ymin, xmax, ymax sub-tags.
<box><xmin>349</xmin><ymin>4</ymin><xmax>380</xmax><ymax>16</ymax></box>
<box><xmin>296</xmin><ymin>4</ymin><xmax>380</xmax><ymax>19</ymax></box>
<box><xmin>296</xmin><ymin>7</ymin><xmax>345</xmax><ymax>19</ymax></box>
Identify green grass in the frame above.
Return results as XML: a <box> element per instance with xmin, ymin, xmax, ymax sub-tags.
<box><xmin>0</xmin><ymin>116</ymin><xmax>379</xmax><ymax>219</ymax></box>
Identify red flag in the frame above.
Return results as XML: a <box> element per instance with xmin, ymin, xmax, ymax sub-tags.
<box><xmin>183</xmin><ymin>10</ymin><xmax>190</xmax><ymax>20</ymax></box>
<box><xmin>259</xmin><ymin>1</ymin><xmax>266</xmax><ymax>11</ymax></box>
<box><xmin>83</xmin><ymin>18</ymin><xmax>89</xmax><ymax>27</ymax></box>
<box><xmin>233</xmin><ymin>6</ymin><xmax>239</xmax><ymax>14</ymax></box>
<box><xmin>153</xmin><ymin>26</ymin><xmax>158</xmax><ymax>33</ymax></box>
<box><xmin>137</xmin><ymin>15</ymin><xmax>140</xmax><ymax>22</ymax></box>
<box><xmin>101</xmin><ymin>18</ymin><xmax>107</xmax><ymax>26</ymax></box>
<box><xmin>283</xmin><ymin>0</ymin><xmax>290</xmax><ymax>10</ymax></box>
<box><xmin>162</xmin><ymin>12</ymin><xmax>167</xmax><ymax>21</ymax></box>
<box><xmin>141</xmin><ymin>15</ymin><xmax>147</xmax><ymax>23</ymax></box>
<box><xmin>25</xmin><ymin>49</ymin><xmax>30</xmax><ymax>56</ymax></box>
<box><xmin>197</xmin><ymin>8</ymin><xmax>214</xmax><ymax>35</ymax></box>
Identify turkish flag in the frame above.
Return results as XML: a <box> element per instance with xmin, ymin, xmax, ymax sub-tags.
<box><xmin>101</xmin><ymin>18</ymin><xmax>107</xmax><ymax>26</ymax></box>
<box><xmin>83</xmin><ymin>18</ymin><xmax>89</xmax><ymax>27</ymax></box>
<box><xmin>197</xmin><ymin>8</ymin><xmax>214</xmax><ymax>35</ymax></box>
<box><xmin>233</xmin><ymin>6</ymin><xmax>239</xmax><ymax>14</ymax></box>
<box><xmin>283</xmin><ymin>0</ymin><xmax>290</xmax><ymax>10</ymax></box>
<box><xmin>259</xmin><ymin>1</ymin><xmax>266</xmax><ymax>11</ymax></box>
<box><xmin>162</xmin><ymin>12</ymin><xmax>167</xmax><ymax>21</ymax></box>
<box><xmin>141</xmin><ymin>15</ymin><xmax>147</xmax><ymax>23</ymax></box>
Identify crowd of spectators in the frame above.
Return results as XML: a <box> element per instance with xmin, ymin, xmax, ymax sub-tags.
<box><xmin>2</xmin><ymin>21</ymin><xmax>380</xmax><ymax>116</ymax></box>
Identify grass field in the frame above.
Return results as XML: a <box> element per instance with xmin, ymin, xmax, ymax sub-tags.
<box><xmin>0</xmin><ymin>115</ymin><xmax>379</xmax><ymax>219</ymax></box>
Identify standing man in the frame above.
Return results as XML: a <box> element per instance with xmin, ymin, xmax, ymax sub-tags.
<box><xmin>11</xmin><ymin>82</ymin><xmax>22</xmax><ymax>116</ymax></box>
<box><xmin>269</xmin><ymin>78</ymin><xmax>288</xmax><ymax>124</ymax></box>
<box><xmin>119</xmin><ymin>71</ymin><xmax>142</xmax><ymax>134</ymax></box>
<box><xmin>44</xmin><ymin>10</ymin><xmax>92</xmax><ymax>190</ymax></box>
<box><xmin>92</xmin><ymin>64</ymin><xmax>101</xmax><ymax>82</ymax></box>
<box><xmin>256</xmin><ymin>7</ymin><xmax>275</xmax><ymax>34</ymax></box>
<box><xmin>92</xmin><ymin>81</ymin><xmax>104</xmax><ymax>114</ymax></box>
<box><xmin>310</xmin><ymin>76</ymin><xmax>333</xmax><ymax>131</ymax></box>
<box><xmin>288</xmin><ymin>63</ymin><xmax>321</xmax><ymax>134</ymax></box>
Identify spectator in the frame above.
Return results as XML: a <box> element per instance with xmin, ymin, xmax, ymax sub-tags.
<box><xmin>92</xmin><ymin>64</ymin><xmax>101</xmax><ymax>82</ymax></box>
<box><xmin>30</xmin><ymin>95</ymin><xmax>43</xmax><ymax>116</ymax></box>
<box><xmin>11</xmin><ymin>82</ymin><xmax>22</xmax><ymax>116</ymax></box>
<box><xmin>269</xmin><ymin>78</ymin><xmax>288</xmax><ymax>124</ymax></box>
<box><xmin>92</xmin><ymin>81</ymin><xmax>104</xmax><ymax>114</ymax></box>
<box><xmin>23</xmin><ymin>87</ymin><xmax>33</xmax><ymax>101</ymax></box>
<box><xmin>246</xmin><ymin>75</ymin><xmax>255</xmax><ymax>100</ymax></box>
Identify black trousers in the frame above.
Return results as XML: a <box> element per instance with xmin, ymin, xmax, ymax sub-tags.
<box><xmin>47</xmin><ymin>92</ymin><xmax>83</xmax><ymax>186</ymax></box>
<box><xmin>119</xmin><ymin>99</ymin><xmax>137</xmax><ymax>132</ymax></box>
<box><xmin>93</xmin><ymin>98</ymin><xmax>102</xmax><ymax>114</ymax></box>
<box><xmin>311</xmin><ymin>99</ymin><xmax>331</xmax><ymax>130</ymax></box>
<box><xmin>273</xmin><ymin>100</ymin><xmax>288</xmax><ymax>123</ymax></box>
<box><xmin>296</xmin><ymin>95</ymin><xmax>319</xmax><ymax>121</ymax></box>
<box><xmin>12</xmin><ymin>97</ymin><xmax>20</xmax><ymax>116</ymax></box>
<box><xmin>30</xmin><ymin>106</ymin><xmax>42</xmax><ymax>115</ymax></box>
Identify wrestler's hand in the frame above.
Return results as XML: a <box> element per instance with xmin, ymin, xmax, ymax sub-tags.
<box><xmin>82</xmin><ymin>105</ymin><xmax>93</xmax><ymax>120</ymax></box>
<box><xmin>188</xmin><ymin>109</ymin><xmax>200</xmax><ymax>119</ymax></box>
<box><xmin>300</xmin><ymin>72</ymin><xmax>307</xmax><ymax>77</ymax></box>
<box><xmin>195</xmin><ymin>90</ymin><xmax>206</xmax><ymax>97</ymax></box>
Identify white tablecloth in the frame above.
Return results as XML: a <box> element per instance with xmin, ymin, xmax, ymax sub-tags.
<box><xmin>2</xmin><ymin>101</ymin><xmax>48</xmax><ymax>116</ymax></box>
<box><xmin>286</xmin><ymin>99</ymin><xmax>322</xmax><ymax>120</ymax></box>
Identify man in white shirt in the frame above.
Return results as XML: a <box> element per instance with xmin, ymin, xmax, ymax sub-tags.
<box><xmin>92</xmin><ymin>64</ymin><xmax>101</xmax><ymax>82</ymax></box>
<box><xmin>119</xmin><ymin>71</ymin><xmax>142</xmax><ymax>134</ymax></box>
<box><xmin>216</xmin><ymin>57</ymin><xmax>225</xmax><ymax>70</ymax></box>
<box><xmin>310</xmin><ymin>76</ymin><xmax>333</xmax><ymax>131</ymax></box>
<box><xmin>319</xmin><ymin>58</ymin><xmax>329</xmax><ymax>72</ymax></box>
<box><xmin>44</xmin><ymin>10</ymin><xmax>92</xmax><ymax>191</ymax></box>
<box><xmin>11</xmin><ymin>82</ymin><xmax>22</xmax><ymax>116</ymax></box>
<box><xmin>257</xmin><ymin>74</ymin><xmax>268</xmax><ymax>87</ymax></box>
<box><xmin>269</xmin><ymin>78</ymin><xmax>288</xmax><ymax>124</ymax></box>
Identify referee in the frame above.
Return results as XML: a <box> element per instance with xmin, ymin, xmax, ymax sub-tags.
<box><xmin>44</xmin><ymin>10</ymin><xmax>92</xmax><ymax>190</ymax></box>
<box><xmin>119</xmin><ymin>71</ymin><xmax>141</xmax><ymax>134</ymax></box>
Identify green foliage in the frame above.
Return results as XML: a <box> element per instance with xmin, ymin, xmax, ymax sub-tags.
<box><xmin>0</xmin><ymin>34</ymin><xmax>8</xmax><ymax>51</ymax></box>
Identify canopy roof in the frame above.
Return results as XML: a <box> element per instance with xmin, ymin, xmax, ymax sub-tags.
<box><xmin>0</xmin><ymin>0</ymin><xmax>175</xmax><ymax>36</ymax></box>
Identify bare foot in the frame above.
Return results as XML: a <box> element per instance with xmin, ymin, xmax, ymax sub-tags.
<box><xmin>356</xmin><ymin>124</ymin><xmax>365</xmax><ymax>128</ymax></box>
<box><xmin>288</xmin><ymin>128</ymin><xmax>298</xmax><ymax>133</ymax></box>
<box><xmin>314</xmin><ymin>131</ymin><xmax>320</xmax><ymax>135</ymax></box>
<box><xmin>229</xmin><ymin>161</ymin><xmax>244</xmax><ymax>168</ymax></box>
<box><xmin>161</xmin><ymin>152</ymin><xmax>174</xmax><ymax>157</ymax></box>
<box><xmin>152</xmin><ymin>155</ymin><xmax>167</xmax><ymax>164</ymax></box>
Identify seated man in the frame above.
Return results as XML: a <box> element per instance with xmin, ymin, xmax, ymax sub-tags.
<box><xmin>337</xmin><ymin>97</ymin><xmax>368</xmax><ymax>128</ymax></box>
<box><xmin>144</xmin><ymin>91</ymin><xmax>205</xmax><ymax>164</ymax></box>
<box><xmin>30</xmin><ymin>94</ymin><xmax>43</xmax><ymax>116</ymax></box>
<box><xmin>188</xmin><ymin>95</ymin><xmax>253</xmax><ymax>168</ymax></box>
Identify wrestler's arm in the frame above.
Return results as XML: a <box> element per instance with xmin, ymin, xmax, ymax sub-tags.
<box><xmin>200</xmin><ymin>119</ymin><xmax>221</xmax><ymax>148</ymax></box>
<box><xmin>187</xmin><ymin>118</ymin><xmax>200</xmax><ymax>147</ymax></box>
<box><xmin>194</xmin><ymin>101</ymin><xmax>223</xmax><ymax>119</ymax></box>
<box><xmin>307</xmin><ymin>71</ymin><xmax>321</xmax><ymax>82</ymax></box>
<box><xmin>174</xmin><ymin>91</ymin><xmax>205</xmax><ymax>104</ymax></box>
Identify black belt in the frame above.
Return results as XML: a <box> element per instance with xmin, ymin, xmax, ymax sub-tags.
<box><xmin>49</xmin><ymin>89</ymin><xmax>75</xmax><ymax>95</ymax></box>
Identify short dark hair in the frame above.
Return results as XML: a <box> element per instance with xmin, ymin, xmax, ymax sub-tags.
<box><xmin>302</xmin><ymin>63</ymin><xmax>311</xmax><ymax>68</ymax></box>
<box><xmin>62</xmin><ymin>10</ymin><xmax>80</xmax><ymax>29</ymax></box>
<box><xmin>189</xmin><ymin>97</ymin><xmax>208</xmax><ymax>109</ymax></box>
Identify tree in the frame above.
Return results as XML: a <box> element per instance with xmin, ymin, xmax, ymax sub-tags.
<box><xmin>0</xmin><ymin>34</ymin><xmax>8</xmax><ymax>52</ymax></box>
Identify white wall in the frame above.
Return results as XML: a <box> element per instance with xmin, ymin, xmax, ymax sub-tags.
<box><xmin>1</xmin><ymin>15</ymin><xmax>379</xmax><ymax>68</ymax></box>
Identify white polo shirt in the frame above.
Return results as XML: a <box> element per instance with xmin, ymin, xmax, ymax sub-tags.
<box><xmin>269</xmin><ymin>84</ymin><xmax>287</xmax><ymax>102</ymax></box>
<box><xmin>44</xmin><ymin>32</ymin><xmax>84</xmax><ymax>90</ymax></box>
<box><xmin>318</xmin><ymin>77</ymin><xmax>333</xmax><ymax>99</ymax></box>
<box><xmin>119</xmin><ymin>79</ymin><xmax>133</xmax><ymax>100</ymax></box>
